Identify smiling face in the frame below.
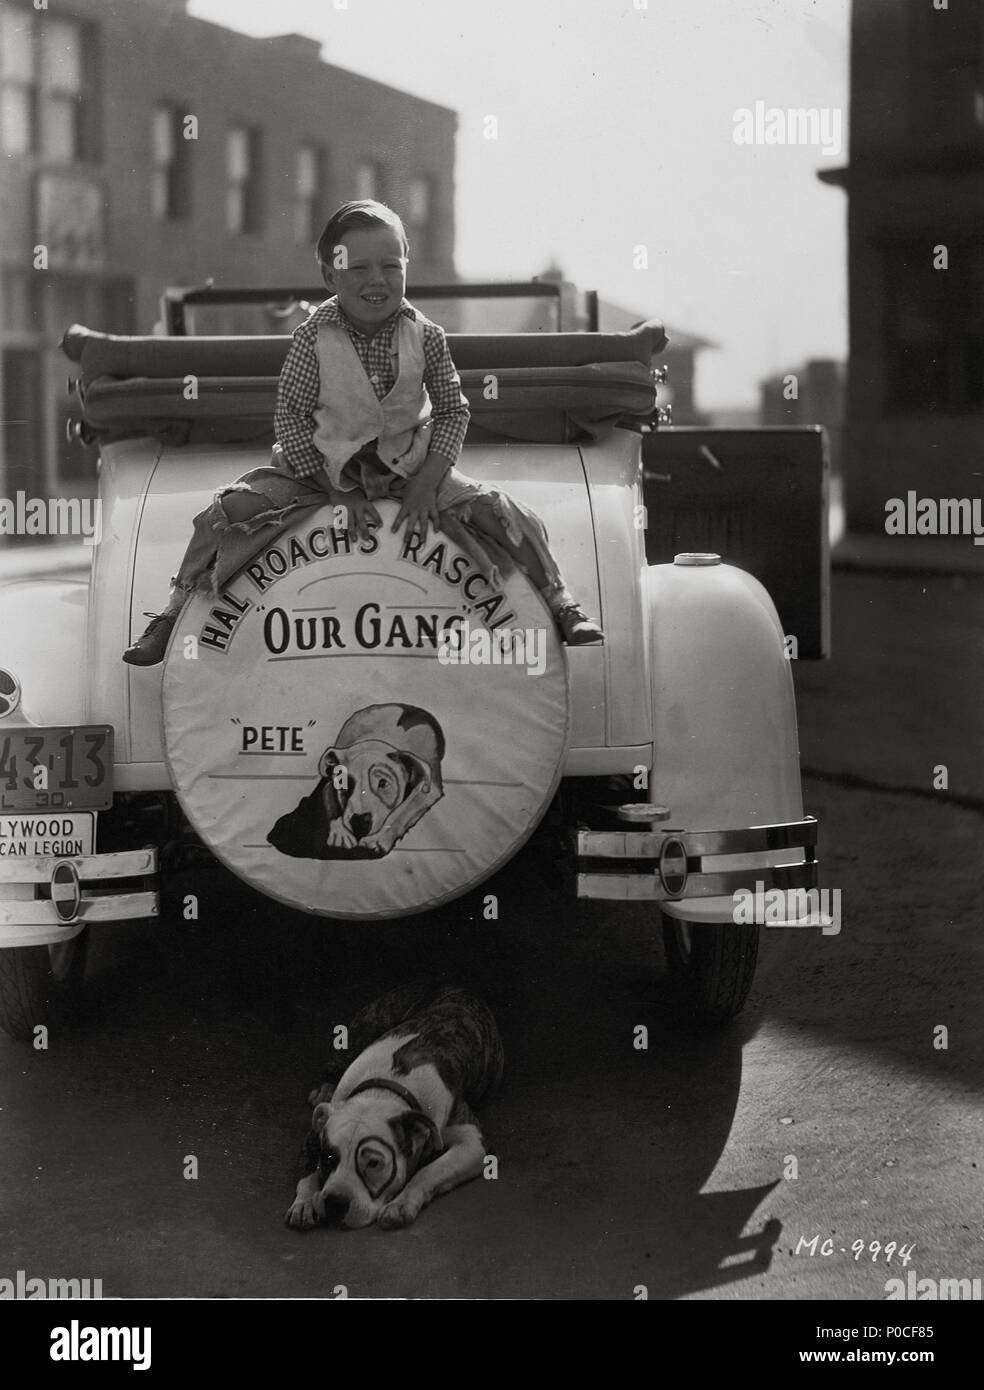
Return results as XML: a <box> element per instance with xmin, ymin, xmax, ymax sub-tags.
<box><xmin>322</xmin><ymin>224</ymin><xmax>408</xmax><ymax>337</ymax></box>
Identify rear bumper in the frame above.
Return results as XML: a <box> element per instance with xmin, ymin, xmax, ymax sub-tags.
<box><xmin>577</xmin><ymin>816</ymin><xmax>832</xmax><ymax>927</ymax></box>
<box><xmin>0</xmin><ymin>847</ymin><xmax>159</xmax><ymax>948</ymax></box>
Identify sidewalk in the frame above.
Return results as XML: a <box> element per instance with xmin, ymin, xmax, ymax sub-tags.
<box><xmin>0</xmin><ymin>542</ymin><xmax>92</xmax><ymax>581</ymax></box>
<box><xmin>829</xmin><ymin>474</ymin><xmax>984</xmax><ymax>575</ymax></box>
<box><xmin>794</xmin><ymin>564</ymin><xmax>984</xmax><ymax>802</ymax></box>
<box><xmin>833</xmin><ymin>530</ymin><xmax>984</xmax><ymax>576</ymax></box>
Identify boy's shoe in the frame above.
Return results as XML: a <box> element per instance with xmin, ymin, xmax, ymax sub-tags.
<box><xmin>122</xmin><ymin>611</ymin><xmax>178</xmax><ymax>666</ymax></box>
<box><xmin>553</xmin><ymin>603</ymin><xmax>604</xmax><ymax>646</ymax></box>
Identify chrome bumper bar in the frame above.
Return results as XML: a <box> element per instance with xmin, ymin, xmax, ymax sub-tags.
<box><xmin>577</xmin><ymin>816</ymin><xmax>818</xmax><ymax>902</ymax></box>
<box><xmin>0</xmin><ymin>846</ymin><xmax>159</xmax><ymax>930</ymax></box>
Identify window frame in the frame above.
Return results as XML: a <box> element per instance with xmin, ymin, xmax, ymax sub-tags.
<box><xmin>151</xmin><ymin>103</ymin><xmax>192</xmax><ymax>222</ymax></box>
<box><xmin>226</xmin><ymin>123</ymin><xmax>263</xmax><ymax>236</ymax></box>
<box><xmin>354</xmin><ymin>158</ymin><xmax>385</xmax><ymax>202</ymax></box>
<box><xmin>405</xmin><ymin>173</ymin><xmax>434</xmax><ymax>261</ymax></box>
<box><xmin>0</xmin><ymin>2</ymin><xmax>99</xmax><ymax>160</ymax></box>
<box><xmin>293</xmin><ymin>142</ymin><xmax>326</xmax><ymax>246</ymax></box>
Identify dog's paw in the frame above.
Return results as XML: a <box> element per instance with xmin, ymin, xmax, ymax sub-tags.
<box><xmin>285</xmin><ymin>1198</ymin><xmax>320</xmax><ymax>1231</ymax></box>
<box><xmin>359</xmin><ymin>828</ymin><xmax>396</xmax><ymax>857</ymax></box>
<box><xmin>378</xmin><ymin>1192</ymin><xmax>424</xmax><ymax>1230</ymax></box>
<box><xmin>327</xmin><ymin>820</ymin><xmax>358</xmax><ymax>849</ymax></box>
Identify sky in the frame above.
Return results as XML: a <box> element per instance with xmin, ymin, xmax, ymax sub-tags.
<box><xmin>188</xmin><ymin>0</ymin><xmax>851</xmax><ymax>411</ymax></box>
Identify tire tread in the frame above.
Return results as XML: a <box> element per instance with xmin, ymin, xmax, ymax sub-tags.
<box><xmin>0</xmin><ymin>934</ymin><xmax>89</xmax><ymax>1041</ymax></box>
<box><xmin>662</xmin><ymin>917</ymin><xmax>759</xmax><ymax>1024</ymax></box>
<box><xmin>0</xmin><ymin>947</ymin><xmax>52</xmax><ymax>1041</ymax></box>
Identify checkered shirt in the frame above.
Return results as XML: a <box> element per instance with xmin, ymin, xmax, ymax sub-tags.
<box><xmin>274</xmin><ymin>297</ymin><xmax>470</xmax><ymax>480</ymax></box>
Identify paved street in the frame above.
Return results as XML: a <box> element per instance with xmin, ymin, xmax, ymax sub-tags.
<box><xmin>0</xmin><ymin>562</ymin><xmax>981</xmax><ymax>1301</ymax></box>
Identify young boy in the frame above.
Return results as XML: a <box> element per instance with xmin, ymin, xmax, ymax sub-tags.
<box><xmin>123</xmin><ymin>199</ymin><xmax>603</xmax><ymax>665</ymax></box>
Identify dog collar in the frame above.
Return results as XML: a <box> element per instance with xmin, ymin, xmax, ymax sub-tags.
<box><xmin>345</xmin><ymin>1077</ymin><xmax>423</xmax><ymax>1111</ymax></box>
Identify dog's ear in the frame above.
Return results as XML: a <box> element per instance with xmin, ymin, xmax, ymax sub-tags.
<box><xmin>318</xmin><ymin>747</ymin><xmax>342</xmax><ymax>778</ymax></box>
<box><xmin>319</xmin><ymin>749</ymin><xmax>352</xmax><ymax>805</ymax></box>
<box><xmin>311</xmin><ymin>1101</ymin><xmax>334</xmax><ymax>1134</ymax></box>
<box><xmin>388</xmin><ymin>1110</ymin><xmax>443</xmax><ymax>1172</ymax></box>
<box><xmin>387</xmin><ymin>750</ymin><xmax>429</xmax><ymax>795</ymax></box>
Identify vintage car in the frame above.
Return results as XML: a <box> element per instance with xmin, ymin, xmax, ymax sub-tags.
<box><xmin>0</xmin><ymin>282</ymin><xmax>827</xmax><ymax>1040</ymax></box>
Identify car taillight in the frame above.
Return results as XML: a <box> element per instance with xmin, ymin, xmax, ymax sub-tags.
<box><xmin>0</xmin><ymin>669</ymin><xmax>21</xmax><ymax>718</ymax></box>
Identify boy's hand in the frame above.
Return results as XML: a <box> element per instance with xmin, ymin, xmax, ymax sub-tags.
<box><xmin>392</xmin><ymin>453</ymin><xmax>450</xmax><ymax>544</ymax></box>
<box><xmin>392</xmin><ymin>476</ymin><xmax>440</xmax><ymax>543</ymax></box>
<box><xmin>329</xmin><ymin>486</ymin><xmax>381</xmax><ymax>543</ymax></box>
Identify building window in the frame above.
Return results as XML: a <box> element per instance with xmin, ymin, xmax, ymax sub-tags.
<box><xmin>39</xmin><ymin>18</ymin><xmax>82</xmax><ymax>160</ymax></box>
<box><xmin>406</xmin><ymin>175</ymin><xmax>433</xmax><ymax>260</ymax></box>
<box><xmin>294</xmin><ymin>144</ymin><xmax>324</xmax><ymax>245</ymax></box>
<box><xmin>0</xmin><ymin>5</ymin><xmax>95</xmax><ymax>159</ymax></box>
<box><xmin>0</xmin><ymin>269</ymin><xmax>38</xmax><ymax>333</ymax></box>
<box><xmin>3</xmin><ymin>347</ymin><xmax>44</xmax><ymax>498</ymax></box>
<box><xmin>226</xmin><ymin>125</ymin><xmax>262</xmax><ymax>234</ymax></box>
<box><xmin>151</xmin><ymin>106</ymin><xmax>191</xmax><ymax>221</ymax></box>
<box><xmin>0</xmin><ymin>5</ymin><xmax>33</xmax><ymax>155</ymax></box>
<box><xmin>355</xmin><ymin>160</ymin><xmax>384</xmax><ymax>201</ymax></box>
<box><xmin>882</xmin><ymin>241</ymin><xmax>984</xmax><ymax>416</ymax></box>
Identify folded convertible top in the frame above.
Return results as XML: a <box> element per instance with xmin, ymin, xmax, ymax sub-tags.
<box><xmin>62</xmin><ymin>322</ymin><xmax>665</xmax><ymax>446</ymax></box>
<box><xmin>62</xmin><ymin>319</ymin><xmax>666</xmax><ymax>375</ymax></box>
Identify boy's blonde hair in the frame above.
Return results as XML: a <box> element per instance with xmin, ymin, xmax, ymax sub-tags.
<box><xmin>316</xmin><ymin>199</ymin><xmax>410</xmax><ymax>274</ymax></box>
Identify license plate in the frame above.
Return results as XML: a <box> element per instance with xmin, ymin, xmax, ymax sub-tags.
<box><xmin>0</xmin><ymin>726</ymin><xmax>113</xmax><ymax>812</ymax></box>
<box><xmin>0</xmin><ymin>811</ymin><xmax>95</xmax><ymax>858</ymax></box>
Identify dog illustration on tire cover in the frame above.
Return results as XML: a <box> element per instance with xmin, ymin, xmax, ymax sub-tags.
<box><xmin>267</xmin><ymin>703</ymin><xmax>445</xmax><ymax>860</ymax></box>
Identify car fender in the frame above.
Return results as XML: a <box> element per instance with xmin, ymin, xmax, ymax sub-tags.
<box><xmin>648</xmin><ymin>554</ymin><xmax>805</xmax><ymax>828</ymax></box>
<box><xmin>0</xmin><ymin>579</ymin><xmax>90</xmax><ymax>727</ymax></box>
<box><xmin>646</xmin><ymin>555</ymin><xmax>809</xmax><ymax>924</ymax></box>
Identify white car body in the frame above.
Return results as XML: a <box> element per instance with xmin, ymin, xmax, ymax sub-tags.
<box><xmin>0</xmin><ymin>301</ymin><xmax>824</xmax><ymax>1030</ymax></box>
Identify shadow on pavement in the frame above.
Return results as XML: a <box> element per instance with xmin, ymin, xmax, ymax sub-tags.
<box><xmin>2</xmin><ymin>851</ymin><xmax>783</xmax><ymax>1299</ymax></box>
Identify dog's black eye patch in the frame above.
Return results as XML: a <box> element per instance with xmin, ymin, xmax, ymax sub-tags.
<box><xmin>355</xmin><ymin>1137</ymin><xmax>396</xmax><ymax>1198</ymax></box>
<box><xmin>318</xmin><ymin>1142</ymin><xmax>341</xmax><ymax>1178</ymax></box>
<box><xmin>386</xmin><ymin>750</ymin><xmax>421</xmax><ymax>795</ymax></box>
<box><xmin>396</xmin><ymin>705</ymin><xmax>446</xmax><ymax>760</ymax></box>
<box><xmin>304</xmin><ymin>1129</ymin><xmax>322</xmax><ymax>1169</ymax></box>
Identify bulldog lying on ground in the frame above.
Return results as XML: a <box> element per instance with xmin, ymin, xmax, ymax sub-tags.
<box><xmin>286</xmin><ymin>984</ymin><xmax>503</xmax><ymax>1231</ymax></box>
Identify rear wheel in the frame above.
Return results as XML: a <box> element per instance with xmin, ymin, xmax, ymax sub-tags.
<box><xmin>662</xmin><ymin>915</ymin><xmax>759</xmax><ymax>1024</ymax></box>
<box><xmin>0</xmin><ymin>930</ymin><xmax>89</xmax><ymax>1040</ymax></box>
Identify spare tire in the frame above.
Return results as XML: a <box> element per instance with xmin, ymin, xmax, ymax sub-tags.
<box><xmin>162</xmin><ymin>499</ymin><xmax>570</xmax><ymax>919</ymax></box>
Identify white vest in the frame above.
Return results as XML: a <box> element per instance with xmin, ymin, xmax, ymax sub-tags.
<box><xmin>312</xmin><ymin>313</ymin><xmax>433</xmax><ymax>484</ymax></box>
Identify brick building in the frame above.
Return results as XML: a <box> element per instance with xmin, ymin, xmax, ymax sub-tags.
<box><xmin>0</xmin><ymin>0</ymin><xmax>458</xmax><ymax>511</ymax></box>
<box><xmin>820</xmin><ymin>0</ymin><xmax>984</xmax><ymax>534</ymax></box>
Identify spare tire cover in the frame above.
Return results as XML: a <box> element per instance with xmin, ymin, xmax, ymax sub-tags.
<box><xmin>163</xmin><ymin>500</ymin><xmax>570</xmax><ymax>919</ymax></box>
